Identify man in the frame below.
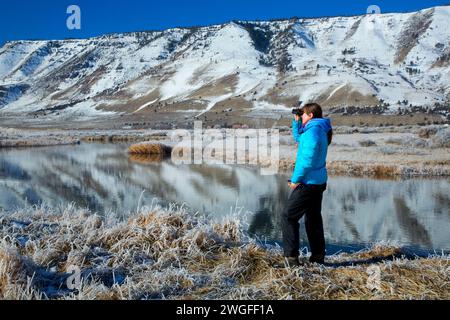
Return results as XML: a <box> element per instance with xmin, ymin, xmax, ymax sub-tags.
<box><xmin>282</xmin><ymin>103</ymin><xmax>332</xmax><ymax>266</ymax></box>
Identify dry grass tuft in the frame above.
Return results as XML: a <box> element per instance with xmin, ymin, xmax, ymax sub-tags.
<box><xmin>128</xmin><ymin>153</ymin><xmax>165</xmax><ymax>163</ymax></box>
<box><xmin>278</xmin><ymin>160</ymin><xmax>450</xmax><ymax>178</ymax></box>
<box><xmin>128</xmin><ymin>142</ymin><xmax>172</xmax><ymax>157</ymax></box>
<box><xmin>0</xmin><ymin>205</ymin><xmax>448</xmax><ymax>300</ymax></box>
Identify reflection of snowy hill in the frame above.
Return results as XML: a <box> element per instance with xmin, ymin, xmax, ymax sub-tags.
<box><xmin>0</xmin><ymin>143</ymin><xmax>448</xmax><ymax>251</ymax></box>
<box><xmin>322</xmin><ymin>177</ymin><xmax>450</xmax><ymax>251</ymax></box>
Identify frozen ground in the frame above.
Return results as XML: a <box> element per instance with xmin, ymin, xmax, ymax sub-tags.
<box><xmin>0</xmin><ymin>204</ymin><xmax>448</xmax><ymax>300</ymax></box>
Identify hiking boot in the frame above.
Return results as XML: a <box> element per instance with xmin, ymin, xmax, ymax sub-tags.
<box><xmin>309</xmin><ymin>254</ymin><xmax>325</xmax><ymax>265</ymax></box>
<box><xmin>272</xmin><ymin>256</ymin><xmax>300</xmax><ymax>268</ymax></box>
<box><xmin>285</xmin><ymin>256</ymin><xmax>301</xmax><ymax>268</ymax></box>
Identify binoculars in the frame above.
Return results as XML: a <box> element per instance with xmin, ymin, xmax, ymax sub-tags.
<box><xmin>292</xmin><ymin>108</ymin><xmax>303</xmax><ymax>116</ymax></box>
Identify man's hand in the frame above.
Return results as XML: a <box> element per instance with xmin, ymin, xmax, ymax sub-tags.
<box><xmin>294</xmin><ymin>115</ymin><xmax>300</xmax><ymax>122</ymax></box>
<box><xmin>288</xmin><ymin>182</ymin><xmax>300</xmax><ymax>190</ymax></box>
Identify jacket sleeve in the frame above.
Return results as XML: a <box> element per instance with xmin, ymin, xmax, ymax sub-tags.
<box><xmin>290</xmin><ymin>127</ymin><xmax>320</xmax><ymax>183</ymax></box>
<box><xmin>292</xmin><ymin>119</ymin><xmax>302</xmax><ymax>143</ymax></box>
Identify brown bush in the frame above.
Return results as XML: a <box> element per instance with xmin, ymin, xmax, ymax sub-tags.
<box><xmin>128</xmin><ymin>142</ymin><xmax>172</xmax><ymax>156</ymax></box>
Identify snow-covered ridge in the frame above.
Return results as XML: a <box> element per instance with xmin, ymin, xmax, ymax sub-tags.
<box><xmin>0</xmin><ymin>5</ymin><xmax>449</xmax><ymax>120</ymax></box>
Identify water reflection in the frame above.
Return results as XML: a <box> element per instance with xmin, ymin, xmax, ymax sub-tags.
<box><xmin>0</xmin><ymin>143</ymin><xmax>449</xmax><ymax>252</ymax></box>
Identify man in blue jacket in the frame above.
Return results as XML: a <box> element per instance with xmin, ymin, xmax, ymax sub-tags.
<box><xmin>282</xmin><ymin>103</ymin><xmax>332</xmax><ymax>266</ymax></box>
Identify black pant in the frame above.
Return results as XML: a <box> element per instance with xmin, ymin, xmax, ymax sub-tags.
<box><xmin>281</xmin><ymin>183</ymin><xmax>327</xmax><ymax>257</ymax></box>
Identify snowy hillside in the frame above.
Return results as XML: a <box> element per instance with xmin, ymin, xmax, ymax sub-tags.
<box><xmin>0</xmin><ymin>5</ymin><xmax>449</xmax><ymax>122</ymax></box>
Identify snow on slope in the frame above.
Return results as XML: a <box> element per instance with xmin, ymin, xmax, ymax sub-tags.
<box><xmin>0</xmin><ymin>5</ymin><xmax>448</xmax><ymax>120</ymax></box>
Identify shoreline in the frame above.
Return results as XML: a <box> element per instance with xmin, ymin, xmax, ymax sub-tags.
<box><xmin>1</xmin><ymin>125</ymin><xmax>449</xmax><ymax>178</ymax></box>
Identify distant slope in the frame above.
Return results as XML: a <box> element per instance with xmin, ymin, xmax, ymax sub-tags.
<box><xmin>0</xmin><ymin>5</ymin><xmax>449</xmax><ymax>123</ymax></box>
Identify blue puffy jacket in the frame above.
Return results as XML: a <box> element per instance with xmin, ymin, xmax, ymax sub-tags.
<box><xmin>290</xmin><ymin>118</ymin><xmax>332</xmax><ymax>185</ymax></box>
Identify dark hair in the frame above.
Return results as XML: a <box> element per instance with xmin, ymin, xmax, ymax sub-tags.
<box><xmin>300</xmin><ymin>103</ymin><xmax>323</xmax><ymax>118</ymax></box>
<box><xmin>327</xmin><ymin>130</ymin><xmax>333</xmax><ymax>146</ymax></box>
<box><xmin>301</xmin><ymin>103</ymin><xmax>332</xmax><ymax>145</ymax></box>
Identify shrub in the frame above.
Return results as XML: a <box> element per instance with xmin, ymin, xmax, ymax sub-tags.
<box><xmin>418</xmin><ymin>127</ymin><xmax>438</xmax><ymax>139</ymax></box>
<box><xmin>359</xmin><ymin>139</ymin><xmax>376</xmax><ymax>147</ymax></box>
<box><xmin>429</xmin><ymin>127</ymin><xmax>450</xmax><ymax>148</ymax></box>
<box><xmin>128</xmin><ymin>142</ymin><xmax>172</xmax><ymax>156</ymax></box>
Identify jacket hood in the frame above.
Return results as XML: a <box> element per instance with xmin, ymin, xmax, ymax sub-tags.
<box><xmin>303</xmin><ymin>118</ymin><xmax>332</xmax><ymax>133</ymax></box>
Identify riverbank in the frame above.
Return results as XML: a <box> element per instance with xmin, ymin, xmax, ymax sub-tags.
<box><xmin>0</xmin><ymin>204</ymin><xmax>448</xmax><ymax>300</ymax></box>
<box><xmin>1</xmin><ymin>124</ymin><xmax>449</xmax><ymax>177</ymax></box>
<box><xmin>0</xmin><ymin>127</ymin><xmax>168</xmax><ymax>147</ymax></box>
<box><xmin>279</xmin><ymin>124</ymin><xmax>450</xmax><ymax>177</ymax></box>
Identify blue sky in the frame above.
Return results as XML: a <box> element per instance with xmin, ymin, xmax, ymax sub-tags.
<box><xmin>1</xmin><ymin>0</ymin><xmax>449</xmax><ymax>45</ymax></box>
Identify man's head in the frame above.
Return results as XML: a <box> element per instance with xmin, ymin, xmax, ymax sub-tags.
<box><xmin>300</xmin><ymin>103</ymin><xmax>323</xmax><ymax>125</ymax></box>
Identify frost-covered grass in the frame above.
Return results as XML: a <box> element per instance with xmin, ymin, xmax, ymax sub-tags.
<box><xmin>383</xmin><ymin>126</ymin><xmax>450</xmax><ymax>148</ymax></box>
<box><xmin>0</xmin><ymin>128</ymin><xmax>80</xmax><ymax>148</ymax></box>
<box><xmin>0</xmin><ymin>204</ymin><xmax>448</xmax><ymax>300</ymax></box>
<box><xmin>0</xmin><ymin>127</ymin><xmax>169</xmax><ymax>148</ymax></box>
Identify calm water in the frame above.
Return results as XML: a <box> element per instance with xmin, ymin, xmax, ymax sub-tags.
<box><xmin>1</xmin><ymin>143</ymin><xmax>449</xmax><ymax>254</ymax></box>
